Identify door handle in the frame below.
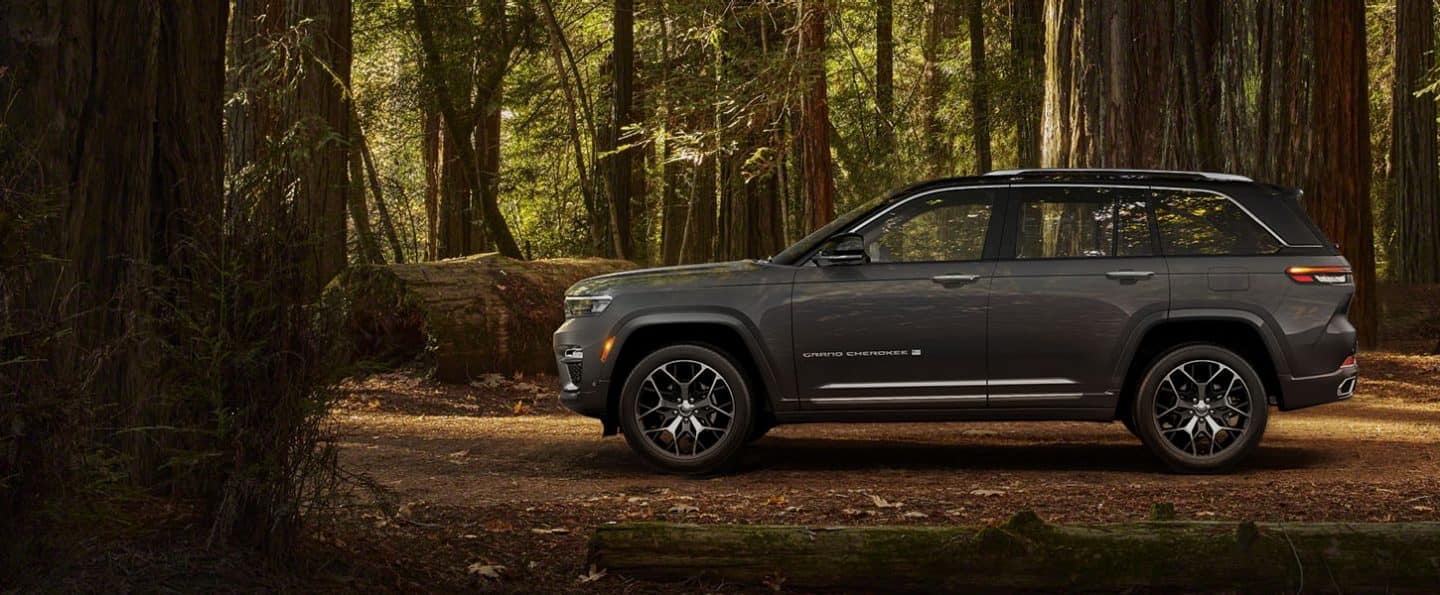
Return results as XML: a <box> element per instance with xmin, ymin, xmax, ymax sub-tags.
<box><xmin>1105</xmin><ymin>270</ymin><xmax>1155</xmax><ymax>280</ymax></box>
<box><xmin>932</xmin><ymin>274</ymin><xmax>981</xmax><ymax>285</ymax></box>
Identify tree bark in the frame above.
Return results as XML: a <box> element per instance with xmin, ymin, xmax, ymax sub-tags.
<box><xmin>1307</xmin><ymin>0</ymin><xmax>1378</xmax><ymax>348</ymax></box>
<box><xmin>798</xmin><ymin>0</ymin><xmax>836</xmax><ymax>232</ymax></box>
<box><xmin>422</xmin><ymin>108</ymin><xmax>441</xmax><ymax>260</ymax></box>
<box><xmin>922</xmin><ymin>1</ymin><xmax>957</xmax><ymax>177</ymax></box>
<box><xmin>1040</xmin><ymin>0</ymin><xmax>1222</xmax><ymax>171</ymax></box>
<box><xmin>590</xmin><ymin>517</ymin><xmax>1440</xmax><ymax>591</ymax></box>
<box><xmin>875</xmin><ymin>0</ymin><xmax>895</xmax><ymax>151</ymax></box>
<box><xmin>609</xmin><ymin>0</ymin><xmax>637</xmax><ymax>260</ymax></box>
<box><xmin>967</xmin><ymin>0</ymin><xmax>991</xmax><ymax>174</ymax></box>
<box><xmin>227</xmin><ymin>0</ymin><xmax>351</xmax><ymax>295</ymax></box>
<box><xmin>0</xmin><ymin>0</ymin><xmax>226</xmax><ymax>541</ymax></box>
<box><xmin>1009</xmin><ymin>0</ymin><xmax>1043</xmax><ymax>168</ymax></box>
<box><xmin>1388</xmin><ymin>0</ymin><xmax>1440</xmax><ymax>283</ymax></box>
<box><xmin>1255</xmin><ymin>0</ymin><xmax>1312</xmax><ymax>187</ymax></box>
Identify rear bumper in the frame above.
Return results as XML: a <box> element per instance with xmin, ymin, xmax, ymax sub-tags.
<box><xmin>1278</xmin><ymin>364</ymin><xmax>1358</xmax><ymax>410</ymax></box>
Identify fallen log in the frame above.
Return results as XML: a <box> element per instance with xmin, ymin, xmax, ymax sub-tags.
<box><xmin>589</xmin><ymin>513</ymin><xmax>1440</xmax><ymax>591</ymax></box>
<box><xmin>324</xmin><ymin>254</ymin><xmax>634</xmax><ymax>381</ymax></box>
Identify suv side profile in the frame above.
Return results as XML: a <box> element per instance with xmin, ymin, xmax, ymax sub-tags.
<box><xmin>553</xmin><ymin>169</ymin><xmax>1359</xmax><ymax>474</ymax></box>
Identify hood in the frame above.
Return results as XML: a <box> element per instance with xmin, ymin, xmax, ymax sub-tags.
<box><xmin>566</xmin><ymin>260</ymin><xmax>767</xmax><ymax>296</ymax></box>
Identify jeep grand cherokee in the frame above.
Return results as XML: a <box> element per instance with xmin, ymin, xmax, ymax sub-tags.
<box><xmin>554</xmin><ymin>169</ymin><xmax>1359</xmax><ymax>474</ymax></box>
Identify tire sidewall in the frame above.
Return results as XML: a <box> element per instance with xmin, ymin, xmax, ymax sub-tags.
<box><xmin>1134</xmin><ymin>344</ymin><xmax>1270</xmax><ymax>473</ymax></box>
<box><xmin>617</xmin><ymin>343</ymin><xmax>753</xmax><ymax>475</ymax></box>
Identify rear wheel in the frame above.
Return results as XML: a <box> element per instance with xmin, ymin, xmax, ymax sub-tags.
<box><xmin>1133</xmin><ymin>344</ymin><xmax>1269</xmax><ymax>473</ymax></box>
<box><xmin>618</xmin><ymin>344</ymin><xmax>753</xmax><ymax>475</ymax></box>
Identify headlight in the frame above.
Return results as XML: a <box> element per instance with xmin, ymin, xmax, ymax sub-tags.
<box><xmin>564</xmin><ymin>295</ymin><xmax>612</xmax><ymax>318</ymax></box>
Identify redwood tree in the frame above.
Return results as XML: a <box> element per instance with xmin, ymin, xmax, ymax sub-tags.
<box><xmin>799</xmin><ymin>0</ymin><xmax>836</xmax><ymax>232</ymax></box>
<box><xmin>1388</xmin><ymin>0</ymin><xmax>1440</xmax><ymax>283</ymax></box>
<box><xmin>967</xmin><ymin>0</ymin><xmax>991</xmax><ymax>173</ymax></box>
<box><xmin>1009</xmin><ymin>0</ymin><xmax>1043</xmax><ymax>168</ymax></box>
<box><xmin>1307</xmin><ymin>0</ymin><xmax>1378</xmax><ymax>347</ymax></box>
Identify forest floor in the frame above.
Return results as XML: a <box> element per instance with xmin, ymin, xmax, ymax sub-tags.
<box><xmin>312</xmin><ymin>348</ymin><xmax>1440</xmax><ymax>592</ymax></box>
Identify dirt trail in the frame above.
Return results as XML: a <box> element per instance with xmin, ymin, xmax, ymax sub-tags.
<box><xmin>329</xmin><ymin>352</ymin><xmax>1440</xmax><ymax>591</ymax></box>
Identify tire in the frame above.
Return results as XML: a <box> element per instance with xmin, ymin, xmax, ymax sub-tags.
<box><xmin>618</xmin><ymin>343</ymin><xmax>753</xmax><ymax>475</ymax></box>
<box><xmin>1133</xmin><ymin>344</ymin><xmax>1269</xmax><ymax>473</ymax></box>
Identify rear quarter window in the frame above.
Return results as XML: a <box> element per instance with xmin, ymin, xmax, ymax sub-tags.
<box><xmin>1153</xmin><ymin>190</ymin><xmax>1281</xmax><ymax>256</ymax></box>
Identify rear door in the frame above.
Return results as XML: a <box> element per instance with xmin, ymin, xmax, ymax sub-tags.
<box><xmin>987</xmin><ymin>184</ymin><xmax>1168</xmax><ymax>409</ymax></box>
<box><xmin>792</xmin><ymin>186</ymin><xmax>1003</xmax><ymax>410</ymax></box>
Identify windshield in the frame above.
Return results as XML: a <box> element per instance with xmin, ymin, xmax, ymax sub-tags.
<box><xmin>770</xmin><ymin>195</ymin><xmax>888</xmax><ymax>265</ymax></box>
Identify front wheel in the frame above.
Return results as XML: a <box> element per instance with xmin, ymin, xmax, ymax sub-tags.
<box><xmin>1133</xmin><ymin>344</ymin><xmax>1269</xmax><ymax>473</ymax></box>
<box><xmin>618</xmin><ymin>344</ymin><xmax>753</xmax><ymax>475</ymax></box>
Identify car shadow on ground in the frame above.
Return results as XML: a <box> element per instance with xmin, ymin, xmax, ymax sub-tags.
<box><xmin>730</xmin><ymin>437</ymin><xmax>1334</xmax><ymax>474</ymax></box>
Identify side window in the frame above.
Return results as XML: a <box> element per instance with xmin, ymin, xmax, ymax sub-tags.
<box><xmin>1153</xmin><ymin>190</ymin><xmax>1281</xmax><ymax>255</ymax></box>
<box><xmin>863</xmin><ymin>191</ymin><xmax>992</xmax><ymax>263</ymax></box>
<box><xmin>1014</xmin><ymin>187</ymin><xmax>1153</xmax><ymax>259</ymax></box>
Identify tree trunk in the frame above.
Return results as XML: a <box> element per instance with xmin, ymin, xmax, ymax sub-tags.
<box><xmin>294</xmin><ymin>0</ymin><xmax>353</xmax><ymax>295</ymax></box>
<box><xmin>967</xmin><ymin>0</ymin><xmax>991</xmax><ymax>174</ymax></box>
<box><xmin>356</xmin><ymin>119</ymin><xmax>406</xmax><ymax>263</ymax></box>
<box><xmin>658</xmin><ymin>10</ymin><xmax>686</xmax><ymax>266</ymax></box>
<box><xmin>798</xmin><ymin>0</ymin><xmax>836</xmax><ymax>233</ymax></box>
<box><xmin>922</xmin><ymin>1</ymin><xmax>957</xmax><ymax>177</ymax></box>
<box><xmin>0</xmin><ymin>0</ymin><xmax>226</xmax><ymax>542</ymax></box>
<box><xmin>1009</xmin><ymin>0</ymin><xmax>1043</xmax><ymax>168</ymax></box>
<box><xmin>876</xmin><ymin>0</ymin><xmax>895</xmax><ymax>151</ymax></box>
<box><xmin>326</xmin><ymin>256</ymin><xmax>636</xmax><ymax>381</ymax></box>
<box><xmin>1255</xmin><ymin>0</ymin><xmax>1312</xmax><ymax>187</ymax></box>
<box><xmin>1389</xmin><ymin>0</ymin><xmax>1440</xmax><ymax>283</ymax></box>
<box><xmin>227</xmin><ymin>0</ymin><xmax>351</xmax><ymax>295</ymax></box>
<box><xmin>348</xmin><ymin>122</ymin><xmax>384</xmax><ymax>264</ymax></box>
<box><xmin>590</xmin><ymin>517</ymin><xmax>1440</xmax><ymax>591</ymax></box>
<box><xmin>410</xmin><ymin>0</ymin><xmax>524</xmax><ymax>259</ymax></box>
<box><xmin>1041</xmin><ymin>0</ymin><xmax>1233</xmax><ymax>171</ymax></box>
<box><xmin>437</xmin><ymin>122</ymin><xmax>474</xmax><ymax>259</ymax></box>
<box><xmin>609</xmin><ymin>0</ymin><xmax>637</xmax><ymax>260</ymax></box>
<box><xmin>422</xmin><ymin>108</ymin><xmax>441</xmax><ymax>260</ymax></box>
<box><xmin>1307</xmin><ymin>0</ymin><xmax>1378</xmax><ymax>348</ymax></box>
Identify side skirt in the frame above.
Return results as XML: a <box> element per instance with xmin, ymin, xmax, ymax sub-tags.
<box><xmin>772</xmin><ymin>407</ymin><xmax>1116</xmax><ymax>424</ymax></box>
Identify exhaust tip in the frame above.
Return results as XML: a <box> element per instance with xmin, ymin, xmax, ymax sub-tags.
<box><xmin>1337</xmin><ymin>377</ymin><xmax>1357</xmax><ymax>399</ymax></box>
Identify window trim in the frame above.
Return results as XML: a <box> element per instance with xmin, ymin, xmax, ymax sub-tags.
<box><xmin>1150</xmin><ymin>187</ymin><xmax>1288</xmax><ymax>256</ymax></box>
<box><xmin>1004</xmin><ymin>185</ymin><xmax>1158</xmax><ymax>261</ymax></box>
<box><xmin>1011</xmin><ymin>183</ymin><xmax>1301</xmax><ymax>249</ymax></box>
<box><xmin>797</xmin><ymin>185</ymin><xmax>1006</xmax><ymax>266</ymax></box>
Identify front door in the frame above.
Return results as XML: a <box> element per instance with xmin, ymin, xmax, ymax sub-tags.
<box><xmin>792</xmin><ymin>186</ymin><xmax>1003</xmax><ymax>410</ymax></box>
<box><xmin>987</xmin><ymin>184</ymin><xmax>1169</xmax><ymax>410</ymax></box>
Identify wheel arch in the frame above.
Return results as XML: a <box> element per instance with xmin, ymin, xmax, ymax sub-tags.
<box><xmin>602</xmin><ymin>311</ymin><xmax>783</xmax><ymax>435</ymax></box>
<box><xmin>1115</xmin><ymin>310</ymin><xmax>1290</xmax><ymax>420</ymax></box>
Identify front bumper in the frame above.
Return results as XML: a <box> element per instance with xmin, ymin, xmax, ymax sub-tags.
<box><xmin>1278</xmin><ymin>363</ymin><xmax>1358</xmax><ymax>410</ymax></box>
<box><xmin>553</xmin><ymin>317</ymin><xmax>612</xmax><ymax>420</ymax></box>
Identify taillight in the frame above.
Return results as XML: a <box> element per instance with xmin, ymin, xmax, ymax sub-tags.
<box><xmin>1341</xmin><ymin>354</ymin><xmax>1357</xmax><ymax>368</ymax></box>
<box><xmin>1286</xmin><ymin>266</ymin><xmax>1351</xmax><ymax>284</ymax></box>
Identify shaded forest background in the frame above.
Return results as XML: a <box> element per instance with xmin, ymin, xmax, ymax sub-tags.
<box><xmin>2</xmin><ymin>0</ymin><xmax>1439</xmax><ymax>576</ymax></box>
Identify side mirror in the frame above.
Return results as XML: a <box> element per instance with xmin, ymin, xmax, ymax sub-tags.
<box><xmin>814</xmin><ymin>232</ymin><xmax>868</xmax><ymax>266</ymax></box>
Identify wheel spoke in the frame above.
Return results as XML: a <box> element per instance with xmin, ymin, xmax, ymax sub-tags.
<box><xmin>1154</xmin><ymin>359</ymin><xmax>1251</xmax><ymax>460</ymax></box>
<box><xmin>633</xmin><ymin>359</ymin><xmax>735</xmax><ymax>459</ymax></box>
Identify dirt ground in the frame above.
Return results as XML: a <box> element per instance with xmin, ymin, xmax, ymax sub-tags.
<box><xmin>315</xmin><ymin>350</ymin><xmax>1440</xmax><ymax>592</ymax></box>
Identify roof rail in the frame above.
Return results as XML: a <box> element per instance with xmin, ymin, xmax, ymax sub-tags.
<box><xmin>983</xmin><ymin>168</ymin><xmax>1253</xmax><ymax>183</ymax></box>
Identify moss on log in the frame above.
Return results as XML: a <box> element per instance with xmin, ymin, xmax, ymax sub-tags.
<box><xmin>589</xmin><ymin>513</ymin><xmax>1440</xmax><ymax>591</ymax></box>
<box><xmin>324</xmin><ymin>254</ymin><xmax>633</xmax><ymax>381</ymax></box>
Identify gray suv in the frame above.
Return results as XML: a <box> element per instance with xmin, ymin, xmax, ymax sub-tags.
<box><xmin>553</xmin><ymin>169</ymin><xmax>1359</xmax><ymax>474</ymax></box>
